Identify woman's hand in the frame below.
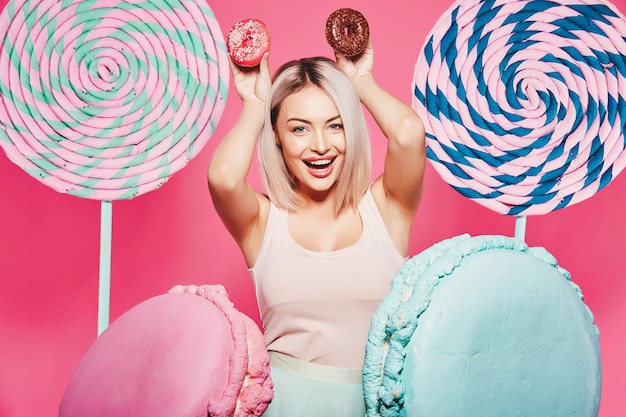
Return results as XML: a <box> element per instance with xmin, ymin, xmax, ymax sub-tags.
<box><xmin>334</xmin><ymin>38</ymin><xmax>374</xmax><ymax>85</ymax></box>
<box><xmin>229</xmin><ymin>52</ymin><xmax>272</xmax><ymax>105</ymax></box>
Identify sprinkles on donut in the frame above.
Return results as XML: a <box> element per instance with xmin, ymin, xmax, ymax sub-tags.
<box><xmin>227</xmin><ymin>18</ymin><xmax>271</xmax><ymax>67</ymax></box>
<box><xmin>325</xmin><ymin>8</ymin><xmax>369</xmax><ymax>57</ymax></box>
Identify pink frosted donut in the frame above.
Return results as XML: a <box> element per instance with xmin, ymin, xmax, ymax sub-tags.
<box><xmin>227</xmin><ymin>18</ymin><xmax>271</xmax><ymax>67</ymax></box>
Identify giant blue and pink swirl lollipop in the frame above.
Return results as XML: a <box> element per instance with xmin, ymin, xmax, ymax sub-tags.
<box><xmin>0</xmin><ymin>0</ymin><xmax>229</xmax><ymax>200</ymax></box>
<box><xmin>413</xmin><ymin>0</ymin><xmax>626</xmax><ymax>216</ymax></box>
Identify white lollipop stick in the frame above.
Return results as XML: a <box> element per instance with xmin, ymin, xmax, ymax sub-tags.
<box><xmin>515</xmin><ymin>215</ymin><xmax>527</xmax><ymax>242</ymax></box>
<box><xmin>97</xmin><ymin>201</ymin><xmax>112</xmax><ymax>336</ymax></box>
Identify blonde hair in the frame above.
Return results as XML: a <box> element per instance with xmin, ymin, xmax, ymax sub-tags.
<box><xmin>258</xmin><ymin>57</ymin><xmax>371</xmax><ymax>214</ymax></box>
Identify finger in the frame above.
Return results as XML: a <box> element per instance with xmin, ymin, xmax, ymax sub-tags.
<box><xmin>334</xmin><ymin>51</ymin><xmax>349</xmax><ymax>67</ymax></box>
<box><xmin>228</xmin><ymin>55</ymin><xmax>242</xmax><ymax>78</ymax></box>
<box><xmin>258</xmin><ymin>52</ymin><xmax>271</xmax><ymax>81</ymax></box>
<box><xmin>364</xmin><ymin>37</ymin><xmax>374</xmax><ymax>59</ymax></box>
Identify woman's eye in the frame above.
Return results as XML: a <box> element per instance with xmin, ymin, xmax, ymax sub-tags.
<box><xmin>329</xmin><ymin>123</ymin><xmax>343</xmax><ymax>130</ymax></box>
<box><xmin>292</xmin><ymin>126</ymin><xmax>307</xmax><ymax>133</ymax></box>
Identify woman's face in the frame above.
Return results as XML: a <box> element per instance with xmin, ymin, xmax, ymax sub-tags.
<box><xmin>274</xmin><ymin>85</ymin><xmax>346</xmax><ymax>197</ymax></box>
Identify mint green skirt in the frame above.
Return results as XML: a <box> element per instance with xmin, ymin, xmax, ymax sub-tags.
<box><xmin>263</xmin><ymin>352</ymin><xmax>366</xmax><ymax>417</ymax></box>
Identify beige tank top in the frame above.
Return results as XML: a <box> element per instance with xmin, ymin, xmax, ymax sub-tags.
<box><xmin>249</xmin><ymin>188</ymin><xmax>406</xmax><ymax>369</ymax></box>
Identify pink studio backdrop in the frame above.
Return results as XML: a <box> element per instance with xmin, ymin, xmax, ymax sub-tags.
<box><xmin>0</xmin><ymin>0</ymin><xmax>624</xmax><ymax>415</ymax></box>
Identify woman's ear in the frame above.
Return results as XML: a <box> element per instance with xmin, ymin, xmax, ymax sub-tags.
<box><xmin>274</xmin><ymin>133</ymin><xmax>281</xmax><ymax>146</ymax></box>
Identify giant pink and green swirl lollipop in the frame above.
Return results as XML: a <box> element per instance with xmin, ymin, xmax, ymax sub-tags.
<box><xmin>0</xmin><ymin>0</ymin><xmax>229</xmax><ymax>200</ymax></box>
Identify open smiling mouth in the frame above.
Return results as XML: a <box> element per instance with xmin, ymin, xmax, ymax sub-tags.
<box><xmin>303</xmin><ymin>157</ymin><xmax>335</xmax><ymax>169</ymax></box>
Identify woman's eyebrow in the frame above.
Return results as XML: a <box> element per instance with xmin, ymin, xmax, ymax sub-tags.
<box><xmin>286</xmin><ymin>117</ymin><xmax>311</xmax><ymax>124</ymax></box>
<box><xmin>286</xmin><ymin>115</ymin><xmax>341</xmax><ymax>124</ymax></box>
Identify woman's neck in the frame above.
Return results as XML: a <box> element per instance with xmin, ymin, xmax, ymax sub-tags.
<box><xmin>293</xmin><ymin>183</ymin><xmax>339</xmax><ymax>211</ymax></box>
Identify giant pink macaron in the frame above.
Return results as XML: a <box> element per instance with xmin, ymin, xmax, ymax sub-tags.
<box><xmin>59</xmin><ymin>284</ymin><xmax>273</xmax><ymax>417</ymax></box>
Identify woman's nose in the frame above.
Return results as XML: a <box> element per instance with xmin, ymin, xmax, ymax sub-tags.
<box><xmin>312</xmin><ymin>131</ymin><xmax>331</xmax><ymax>153</ymax></box>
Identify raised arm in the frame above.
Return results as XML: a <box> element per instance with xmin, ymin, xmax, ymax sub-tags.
<box><xmin>207</xmin><ymin>53</ymin><xmax>271</xmax><ymax>266</ymax></box>
<box><xmin>336</xmin><ymin>39</ymin><xmax>426</xmax><ymax>253</ymax></box>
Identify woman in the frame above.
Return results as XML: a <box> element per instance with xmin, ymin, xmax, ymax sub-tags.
<box><xmin>208</xmin><ymin>37</ymin><xmax>425</xmax><ymax>416</ymax></box>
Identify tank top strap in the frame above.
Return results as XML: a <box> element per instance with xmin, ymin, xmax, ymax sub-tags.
<box><xmin>254</xmin><ymin>202</ymin><xmax>287</xmax><ymax>267</ymax></box>
<box><xmin>265</xmin><ymin>201</ymin><xmax>286</xmax><ymax>238</ymax></box>
<box><xmin>358</xmin><ymin>188</ymin><xmax>403</xmax><ymax>259</ymax></box>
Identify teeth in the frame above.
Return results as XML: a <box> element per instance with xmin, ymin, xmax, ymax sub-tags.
<box><xmin>308</xmin><ymin>160</ymin><xmax>331</xmax><ymax>166</ymax></box>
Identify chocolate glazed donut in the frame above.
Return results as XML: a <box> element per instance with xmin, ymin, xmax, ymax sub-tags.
<box><xmin>325</xmin><ymin>8</ymin><xmax>370</xmax><ymax>57</ymax></box>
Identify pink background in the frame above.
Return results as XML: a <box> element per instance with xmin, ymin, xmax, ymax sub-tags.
<box><xmin>1</xmin><ymin>0</ymin><xmax>625</xmax><ymax>415</ymax></box>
